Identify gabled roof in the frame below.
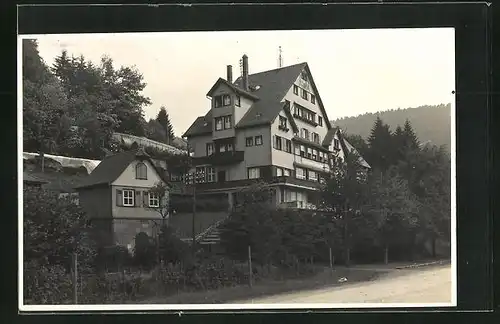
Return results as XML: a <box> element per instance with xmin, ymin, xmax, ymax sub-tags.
<box><xmin>75</xmin><ymin>148</ymin><xmax>171</xmax><ymax>189</ymax></box>
<box><xmin>322</xmin><ymin>126</ymin><xmax>339</xmax><ymax>147</ymax></box>
<box><xmin>234</xmin><ymin>62</ymin><xmax>308</xmax><ymax>129</ymax></box>
<box><xmin>206</xmin><ymin>78</ymin><xmax>259</xmax><ymax>100</ymax></box>
<box><xmin>183</xmin><ymin>61</ymin><xmax>333</xmax><ymax>137</ymax></box>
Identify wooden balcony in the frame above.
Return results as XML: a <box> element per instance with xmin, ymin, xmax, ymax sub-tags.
<box><xmin>191</xmin><ymin>151</ymin><xmax>245</xmax><ymax>166</ymax></box>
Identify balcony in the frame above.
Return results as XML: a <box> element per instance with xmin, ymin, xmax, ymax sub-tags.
<box><xmin>277</xmin><ymin>200</ymin><xmax>317</xmax><ymax>210</ymax></box>
<box><xmin>191</xmin><ymin>151</ymin><xmax>245</xmax><ymax>166</ymax></box>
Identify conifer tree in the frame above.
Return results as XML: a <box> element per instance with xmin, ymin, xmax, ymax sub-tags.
<box><xmin>367</xmin><ymin>116</ymin><xmax>393</xmax><ymax>172</ymax></box>
<box><xmin>156</xmin><ymin>106</ymin><xmax>175</xmax><ymax>145</ymax></box>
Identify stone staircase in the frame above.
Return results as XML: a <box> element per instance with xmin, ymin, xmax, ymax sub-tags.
<box><xmin>180</xmin><ymin>217</ymin><xmax>226</xmax><ymax>245</ymax></box>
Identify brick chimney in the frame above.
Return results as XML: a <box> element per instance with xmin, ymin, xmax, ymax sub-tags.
<box><xmin>227</xmin><ymin>65</ymin><xmax>233</xmax><ymax>83</ymax></box>
<box><xmin>242</xmin><ymin>54</ymin><xmax>249</xmax><ymax>91</ymax></box>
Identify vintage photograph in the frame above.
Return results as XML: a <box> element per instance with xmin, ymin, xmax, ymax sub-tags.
<box><xmin>19</xmin><ymin>28</ymin><xmax>455</xmax><ymax>310</ymax></box>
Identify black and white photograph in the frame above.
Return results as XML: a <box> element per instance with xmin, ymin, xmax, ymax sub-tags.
<box><xmin>19</xmin><ymin>28</ymin><xmax>455</xmax><ymax>311</ymax></box>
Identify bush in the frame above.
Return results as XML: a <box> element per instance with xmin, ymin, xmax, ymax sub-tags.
<box><xmin>24</xmin><ymin>260</ymin><xmax>73</xmax><ymax>304</ymax></box>
<box><xmin>95</xmin><ymin>245</ymin><xmax>133</xmax><ymax>272</ymax></box>
<box><xmin>134</xmin><ymin>232</ymin><xmax>157</xmax><ymax>270</ymax></box>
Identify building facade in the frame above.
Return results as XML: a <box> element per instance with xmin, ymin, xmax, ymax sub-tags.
<box><xmin>182</xmin><ymin>55</ymin><xmax>370</xmax><ymax>211</ymax></box>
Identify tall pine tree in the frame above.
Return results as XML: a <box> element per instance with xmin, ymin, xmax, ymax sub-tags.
<box><xmin>392</xmin><ymin>125</ymin><xmax>405</xmax><ymax>162</ymax></box>
<box><xmin>402</xmin><ymin>119</ymin><xmax>420</xmax><ymax>152</ymax></box>
<box><xmin>367</xmin><ymin>116</ymin><xmax>394</xmax><ymax>172</ymax></box>
<box><xmin>156</xmin><ymin>106</ymin><xmax>175</xmax><ymax>145</ymax></box>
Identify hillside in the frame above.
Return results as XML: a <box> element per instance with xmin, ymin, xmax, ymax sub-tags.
<box><xmin>332</xmin><ymin>104</ymin><xmax>452</xmax><ymax>150</ymax></box>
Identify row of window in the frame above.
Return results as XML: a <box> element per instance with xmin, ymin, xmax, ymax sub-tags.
<box><xmin>295</xmin><ymin>167</ymin><xmax>320</xmax><ymax>181</ymax></box>
<box><xmin>195</xmin><ymin>166</ymin><xmax>216</xmax><ymax>183</ymax></box>
<box><xmin>245</xmin><ymin>135</ymin><xmax>263</xmax><ymax>147</ymax></box>
<box><xmin>214</xmin><ymin>115</ymin><xmax>232</xmax><ymax>131</ymax></box>
<box><xmin>119</xmin><ymin>189</ymin><xmax>160</xmax><ymax>208</ymax></box>
<box><xmin>274</xmin><ymin>135</ymin><xmax>292</xmax><ymax>153</ymax></box>
<box><xmin>206</xmin><ymin>142</ymin><xmax>235</xmax><ymax>155</ymax></box>
<box><xmin>293</xmin><ymin>85</ymin><xmax>316</xmax><ymax>104</ymax></box>
<box><xmin>293</xmin><ymin>104</ymin><xmax>323</xmax><ymax>126</ymax></box>
<box><xmin>273</xmin><ymin>135</ymin><xmax>330</xmax><ymax>163</ymax></box>
<box><xmin>214</xmin><ymin>94</ymin><xmax>241</xmax><ymax>108</ymax></box>
<box><xmin>300</xmin><ymin>128</ymin><xmax>321</xmax><ymax>144</ymax></box>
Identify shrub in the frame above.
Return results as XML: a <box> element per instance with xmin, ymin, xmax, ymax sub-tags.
<box><xmin>134</xmin><ymin>232</ymin><xmax>157</xmax><ymax>270</ymax></box>
<box><xmin>95</xmin><ymin>245</ymin><xmax>133</xmax><ymax>272</ymax></box>
<box><xmin>24</xmin><ymin>260</ymin><xmax>73</xmax><ymax>305</ymax></box>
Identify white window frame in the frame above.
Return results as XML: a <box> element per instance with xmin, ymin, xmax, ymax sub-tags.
<box><xmin>311</xmin><ymin>94</ymin><xmax>316</xmax><ymax>104</ymax></box>
<box><xmin>248</xmin><ymin>167</ymin><xmax>261</xmax><ymax>179</ymax></box>
<box><xmin>149</xmin><ymin>192</ymin><xmax>160</xmax><ymax>208</ymax></box>
<box><xmin>246</xmin><ymin>137</ymin><xmax>254</xmax><ymax>147</ymax></box>
<box><xmin>255</xmin><ymin>135</ymin><xmax>263</xmax><ymax>146</ymax></box>
<box><xmin>235</xmin><ymin>95</ymin><xmax>241</xmax><ymax>107</ymax></box>
<box><xmin>285</xmin><ymin>139</ymin><xmax>292</xmax><ymax>153</ymax></box>
<box><xmin>318</xmin><ymin>116</ymin><xmax>323</xmax><ymax>126</ymax></box>
<box><xmin>293</xmin><ymin>85</ymin><xmax>299</xmax><ymax>95</ymax></box>
<box><xmin>215</xmin><ymin>117</ymin><xmax>223</xmax><ymax>131</ymax></box>
<box><xmin>207</xmin><ymin>167</ymin><xmax>216</xmax><ymax>182</ymax></box>
<box><xmin>223</xmin><ymin>115</ymin><xmax>232</xmax><ymax>129</ymax></box>
<box><xmin>206</xmin><ymin>143</ymin><xmax>214</xmax><ymax>155</ymax></box>
<box><xmin>223</xmin><ymin>94</ymin><xmax>231</xmax><ymax>106</ymax></box>
<box><xmin>214</xmin><ymin>96</ymin><xmax>223</xmax><ymax>108</ymax></box>
<box><xmin>308</xmin><ymin>170</ymin><xmax>318</xmax><ymax>181</ymax></box>
<box><xmin>283</xmin><ymin>169</ymin><xmax>291</xmax><ymax>177</ymax></box>
<box><xmin>295</xmin><ymin>168</ymin><xmax>306</xmax><ymax>180</ymax></box>
<box><xmin>123</xmin><ymin>189</ymin><xmax>135</xmax><ymax>207</ymax></box>
<box><xmin>135</xmin><ymin>162</ymin><xmax>147</xmax><ymax>180</ymax></box>
<box><xmin>276</xmin><ymin>167</ymin><xmax>283</xmax><ymax>177</ymax></box>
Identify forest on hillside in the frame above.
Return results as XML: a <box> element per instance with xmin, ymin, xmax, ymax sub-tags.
<box><xmin>332</xmin><ymin>104</ymin><xmax>451</xmax><ymax>150</ymax></box>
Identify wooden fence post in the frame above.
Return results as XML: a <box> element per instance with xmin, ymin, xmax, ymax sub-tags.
<box><xmin>72</xmin><ymin>252</ymin><xmax>78</xmax><ymax>304</ymax></box>
<box><xmin>248</xmin><ymin>245</ymin><xmax>253</xmax><ymax>288</ymax></box>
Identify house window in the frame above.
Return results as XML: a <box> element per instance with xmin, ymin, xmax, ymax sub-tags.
<box><xmin>334</xmin><ymin>138</ymin><xmax>340</xmax><ymax>150</ymax></box>
<box><xmin>214</xmin><ymin>96</ymin><xmax>223</xmax><ymax>108</ymax></box>
<box><xmin>223</xmin><ymin>115</ymin><xmax>232</xmax><ymax>129</ymax></box>
<box><xmin>312</xmin><ymin>133</ymin><xmax>320</xmax><ymax>144</ymax></box>
<box><xmin>206</xmin><ymin>143</ymin><xmax>214</xmax><ymax>156</ymax></box>
<box><xmin>227</xmin><ymin>143</ymin><xmax>233</xmax><ymax>151</ymax></box>
<box><xmin>274</xmin><ymin>136</ymin><xmax>282</xmax><ymax>150</ymax></box>
<box><xmin>294</xmin><ymin>105</ymin><xmax>300</xmax><ymax>115</ymax></box>
<box><xmin>149</xmin><ymin>192</ymin><xmax>160</xmax><ymax>207</ymax></box>
<box><xmin>308</xmin><ymin>170</ymin><xmax>318</xmax><ymax>181</ymax></box>
<box><xmin>248</xmin><ymin>167</ymin><xmax>261</xmax><ymax>179</ymax></box>
<box><xmin>246</xmin><ymin>136</ymin><xmax>254</xmax><ymax>147</ymax></box>
<box><xmin>318</xmin><ymin>116</ymin><xmax>323</xmax><ymax>126</ymax></box>
<box><xmin>219</xmin><ymin>143</ymin><xmax>234</xmax><ymax>153</ymax></box>
<box><xmin>293</xmin><ymin>85</ymin><xmax>299</xmax><ymax>95</ymax></box>
<box><xmin>300</xmin><ymin>145</ymin><xmax>306</xmax><ymax>157</ymax></box>
<box><xmin>312</xmin><ymin>149</ymin><xmax>318</xmax><ymax>160</ymax></box>
<box><xmin>311</xmin><ymin>95</ymin><xmax>316</xmax><ymax>104</ymax></box>
<box><xmin>235</xmin><ymin>95</ymin><xmax>241</xmax><ymax>107</ymax></box>
<box><xmin>285</xmin><ymin>139</ymin><xmax>292</xmax><ymax>153</ymax></box>
<box><xmin>301</xmin><ymin>128</ymin><xmax>309</xmax><ymax>141</ymax></box>
<box><xmin>276</xmin><ymin>167</ymin><xmax>283</xmax><ymax>177</ymax></box>
<box><xmin>294</xmin><ymin>144</ymin><xmax>301</xmax><ymax>155</ymax></box>
<box><xmin>135</xmin><ymin>162</ymin><xmax>147</xmax><ymax>180</ymax></box>
<box><xmin>223</xmin><ymin>94</ymin><xmax>231</xmax><ymax>106</ymax></box>
<box><xmin>307</xmin><ymin>147</ymin><xmax>312</xmax><ymax>159</ymax></box>
<box><xmin>301</xmin><ymin>89</ymin><xmax>308</xmax><ymax>100</ymax></box>
<box><xmin>279</xmin><ymin>116</ymin><xmax>287</xmax><ymax>128</ymax></box>
<box><xmin>255</xmin><ymin>135</ymin><xmax>263</xmax><ymax>146</ymax></box>
<box><xmin>295</xmin><ymin>167</ymin><xmax>306</xmax><ymax>180</ymax></box>
<box><xmin>283</xmin><ymin>169</ymin><xmax>291</xmax><ymax>177</ymax></box>
<box><xmin>215</xmin><ymin>117</ymin><xmax>223</xmax><ymax>131</ymax></box>
<box><xmin>123</xmin><ymin>189</ymin><xmax>135</xmax><ymax>207</ymax></box>
<box><xmin>207</xmin><ymin>167</ymin><xmax>216</xmax><ymax>182</ymax></box>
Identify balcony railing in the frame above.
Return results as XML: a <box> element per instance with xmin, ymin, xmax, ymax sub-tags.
<box><xmin>191</xmin><ymin>151</ymin><xmax>245</xmax><ymax>166</ymax></box>
<box><xmin>277</xmin><ymin>200</ymin><xmax>317</xmax><ymax>210</ymax></box>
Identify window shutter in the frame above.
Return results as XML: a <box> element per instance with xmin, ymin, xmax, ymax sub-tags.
<box><xmin>116</xmin><ymin>189</ymin><xmax>123</xmax><ymax>207</ymax></box>
<box><xmin>143</xmin><ymin>191</ymin><xmax>149</xmax><ymax>207</ymax></box>
<box><xmin>135</xmin><ymin>190</ymin><xmax>141</xmax><ymax>207</ymax></box>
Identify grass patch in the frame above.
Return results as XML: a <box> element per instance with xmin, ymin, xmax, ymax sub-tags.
<box><xmin>140</xmin><ymin>267</ymin><xmax>382</xmax><ymax>304</ymax></box>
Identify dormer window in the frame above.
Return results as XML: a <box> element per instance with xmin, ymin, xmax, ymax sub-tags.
<box><xmin>135</xmin><ymin>162</ymin><xmax>147</xmax><ymax>180</ymax></box>
<box><xmin>214</xmin><ymin>94</ymin><xmax>231</xmax><ymax>108</ymax></box>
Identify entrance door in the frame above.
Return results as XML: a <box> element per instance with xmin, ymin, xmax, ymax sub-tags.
<box><xmin>218</xmin><ymin>170</ymin><xmax>226</xmax><ymax>183</ymax></box>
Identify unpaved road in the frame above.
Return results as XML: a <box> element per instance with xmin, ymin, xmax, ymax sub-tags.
<box><xmin>238</xmin><ymin>264</ymin><xmax>452</xmax><ymax>304</ymax></box>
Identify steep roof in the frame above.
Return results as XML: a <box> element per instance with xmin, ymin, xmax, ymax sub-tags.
<box><xmin>183</xmin><ymin>62</ymin><xmax>309</xmax><ymax>138</ymax></box>
<box><xmin>75</xmin><ymin>148</ymin><xmax>170</xmax><ymax>189</ymax></box>
<box><xmin>206</xmin><ymin>78</ymin><xmax>259</xmax><ymax>100</ymax></box>
<box><xmin>233</xmin><ymin>62</ymin><xmax>308</xmax><ymax>129</ymax></box>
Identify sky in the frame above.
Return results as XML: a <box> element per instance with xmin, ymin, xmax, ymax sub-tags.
<box><xmin>31</xmin><ymin>28</ymin><xmax>455</xmax><ymax>136</ymax></box>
